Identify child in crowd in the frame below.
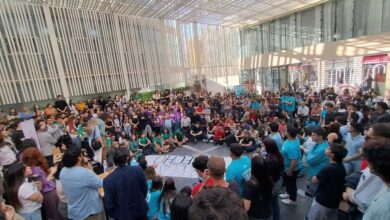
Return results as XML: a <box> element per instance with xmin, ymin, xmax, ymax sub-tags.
<box><xmin>159</xmin><ymin>178</ymin><xmax>178</xmax><ymax>220</ymax></box>
<box><xmin>147</xmin><ymin>176</ymin><xmax>163</xmax><ymax>220</ymax></box>
<box><xmin>173</xmin><ymin>129</ymin><xmax>188</xmax><ymax>147</ymax></box>
<box><xmin>152</xmin><ymin>133</ymin><xmax>170</xmax><ymax>154</ymax></box>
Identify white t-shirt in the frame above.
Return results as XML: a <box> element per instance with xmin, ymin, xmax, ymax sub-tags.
<box><xmin>17</xmin><ymin>181</ymin><xmax>42</xmax><ymax>214</ymax></box>
<box><xmin>0</xmin><ymin>144</ymin><xmax>17</xmax><ymax>166</ymax></box>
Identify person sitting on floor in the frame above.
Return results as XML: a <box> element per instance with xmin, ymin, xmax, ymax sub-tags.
<box><xmin>173</xmin><ymin>129</ymin><xmax>188</xmax><ymax>147</ymax></box>
<box><xmin>213</xmin><ymin>125</ymin><xmax>226</xmax><ymax>146</ymax></box>
<box><xmin>152</xmin><ymin>133</ymin><xmax>170</xmax><ymax>154</ymax></box>
<box><xmin>190</xmin><ymin>122</ymin><xmax>204</xmax><ymax>144</ymax></box>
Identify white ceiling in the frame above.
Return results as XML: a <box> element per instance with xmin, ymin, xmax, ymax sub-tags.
<box><xmin>24</xmin><ymin>0</ymin><xmax>328</xmax><ymax>27</ymax></box>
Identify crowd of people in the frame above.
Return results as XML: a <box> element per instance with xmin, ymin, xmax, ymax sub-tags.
<box><xmin>0</xmin><ymin>86</ymin><xmax>389</xmax><ymax>220</ymax></box>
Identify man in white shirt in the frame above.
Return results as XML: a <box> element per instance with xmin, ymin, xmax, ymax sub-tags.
<box><xmin>297</xmin><ymin>101</ymin><xmax>309</xmax><ymax>117</ymax></box>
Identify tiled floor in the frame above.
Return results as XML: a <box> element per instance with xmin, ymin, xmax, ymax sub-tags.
<box><xmin>164</xmin><ymin>141</ymin><xmax>313</xmax><ymax>220</ymax></box>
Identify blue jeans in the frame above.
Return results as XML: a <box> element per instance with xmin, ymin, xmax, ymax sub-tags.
<box><xmin>244</xmin><ymin>145</ymin><xmax>257</xmax><ymax>153</ymax></box>
<box><xmin>124</xmin><ymin>126</ymin><xmax>131</xmax><ymax>137</ymax></box>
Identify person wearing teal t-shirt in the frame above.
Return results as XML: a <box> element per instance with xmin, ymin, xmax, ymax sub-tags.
<box><xmin>146</xmin><ymin>176</ymin><xmax>163</xmax><ymax>220</ymax></box>
<box><xmin>301</xmin><ymin>128</ymin><xmax>329</xmax><ymax>196</ymax></box>
<box><xmin>285</xmin><ymin>93</ymin><xmax>296</xmax><ymax>125</ymax></box>
<box><xmin>226</xmin><ymin>144</ymin><xmax>251</xmax><ymax>195</ymax></box>
<box><xmin>280</xmin><ymin>126</ymin><xmax>303</xmax><ymax>206</ymax></box>
<box><xmin>280</xmin><ymin>93</ymin><xmax>288</xmax><ymax>111</ymax></box>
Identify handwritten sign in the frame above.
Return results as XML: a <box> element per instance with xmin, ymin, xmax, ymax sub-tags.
<box><xmin>146</xmin><ymin>155</ymin><xmax>232</xmax><ymax>179</ymax></box>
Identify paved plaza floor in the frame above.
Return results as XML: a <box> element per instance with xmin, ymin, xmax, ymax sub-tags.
<box><xmin>160</xmin><ymin>141</ymin><xmax>313</xmax><ymax>220</ymax></box>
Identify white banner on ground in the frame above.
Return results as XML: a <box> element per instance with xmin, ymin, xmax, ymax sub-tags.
<box><xmin>20</xmin><ymin>119</ymin><xmax>41</xmax><ymax>150</ymax></box>
<box><xmin>146</xmin><ymin>155</ymin><xmax>232</xmax><ymax>179</ymax></box>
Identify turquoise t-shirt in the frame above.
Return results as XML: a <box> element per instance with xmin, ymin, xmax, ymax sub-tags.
<box><xmin>280</xmin><ymin>96</ymin><xmax>288</xmax><ymax>111</ymax></box>
<box><xmin>226</xmin><ymin>156</ymin><xmax>251</xmax><ymax>194</ymax></box>
<box><xmin>146</xmin><ymin>190</ymin><xmax>161</xmax><ymax>220</ymax></box>
<box><xmin>282</xmin><ymin>138</ymin><xmax>303</xmax><ymax>172</ymax></box>
<box><xmin>159</xmin><ymin>201</ymin><xmax>171</xmax><ymax>220</ymax></box>
<box><xmin>286</xmin><ymin>96</ymin><xmax>296</xmax><ymax>112</ymax></box>
<box><xmin>306</xmin><ymin>141</ymin><xmax>329</xmax><ymax>178</ymax></box>
<box><xmin>251</xmin><ymin>101</ymin><xmax>261</xmax><ymax>110</ymax></box>
<box><xmin>147</xmin><ymin>180</ymin><xmax>152</xmax><ymax>190</ymax></box>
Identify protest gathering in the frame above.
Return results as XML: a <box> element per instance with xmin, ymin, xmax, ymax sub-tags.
<box><xmin>0</xmin><ymin>85</ymin><xmax>389</xmax><ymax>220</ymax></box>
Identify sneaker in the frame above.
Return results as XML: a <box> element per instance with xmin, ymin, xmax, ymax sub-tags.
<box><xmin>281</xmin><ymin>199</ymin><xmax>297</xmax><ymax>206</ymax></box>
<box><xmin>279</xmin><ymin>193</ymin><xmax>289</xmax><ymax>199</ymax></box>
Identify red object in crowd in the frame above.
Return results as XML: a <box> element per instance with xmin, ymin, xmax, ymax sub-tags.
<box><xmin>192</xmin><ymin>178</ymin><xmax>215</xmax><ymax>196</ymax></box>
<box><xmin>278</xmin><ymin>124</ymin><xmax>286</xmax><ymax>134</ymax></box>
<box><xmin>361</xmin><ymin>160</ymin><xmax>368</xmax><ymax>170</ymax></box>
<box><xmin>214</xmin><ymin>127</ymin><xmax>225</xmax><ymax>139</ymax></box>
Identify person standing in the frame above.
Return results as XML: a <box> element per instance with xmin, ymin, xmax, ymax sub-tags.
<box><xmin>301</xmin><ymin>128</ymin><xmax>329</xmax><ymax>196</ymax></box>
<box><xmin>343</xmin><ymin>122</ymin><xmax>365</xmax><ymax>174</ymax></box>
<box><xmin>307</xmin><ymin>143</ymin><xmax>347</xmax><ymax>220</ymax></box>
<box><xmin>280</xmin><ymin>126</ymin><xmax>303</xmax><ymax>205</ymax></box>
<box><xmin>60</xmin><ymin>147</ymin><xmax>105</xmax><ymax>220</ymax></box>
<box><xmin>242</xmin><ymin>155</ymin><xmax>273</xmax><ymax>220</ymax></box>
<box><xmin>54</xmin><ymin>95</ymin><xmax>68</xmax><ymax>115</ymax></box>
<box><xmin>103</xmin><ymin>147</ymin><xmax>148</xmax><ymax>220</ymax></box>
<box><xmin>22</xmin><ymin>148</ymin><xmax>61</xmax><ymax>220</ymax></box>
<box><xmin>35</xmin><ymin>119</ymin><xmax>57</xmax><ymax>167</ymax></box>
<box><xmin>4</xmin><ymin>163</ymin><xmax>43</xmax><ymax>220</ymax></box>
<box><xmin>268</xmin><ymin>122</ymin><xmax>283</xmax><ymax>152</ymax></box>
<box><xmin>261</xmin><ymin>138</ymin><xmax>284</xmax><ymax>220</ymax></box>
<box><xmin>226</xmin><ymin>144</ymin><xmax>251</xmax><ymax>195</ymax></box>
<box><xmin>207</xmin><ymin>156</ymin><xmax>240</xmax><ymax>195</ymax></box>
<box><xmin>362</xmin><ymin>139</ymin><xmax>390</xmax><ymax>220</ymax></box>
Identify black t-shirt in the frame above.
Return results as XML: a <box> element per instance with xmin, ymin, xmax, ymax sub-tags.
<box><xmin>241</xmin><ymin>137</ymin><xmax>254</xmax><ymax>145</ymax></box>
<box><xmin>315</xmin><ymin>163</ymin><xmax>346</xmax><ymax>209</ymax></box>
<box><xmin>324</xmin><ymin>111</ymin><xmax>335</xmax><ymax>125</ymax></box>
<box><xmin>191</xmin><ymin>126</ymin><xmax>202</xmax><ymax>135</ymax></box>
<box><xmin>227</xmin><ymin>180</ymin><xmax>240</xmax><ymax>196</ymax></box>
<box><xmin>138</xmin><ymin>113</ymin><xmax>150</xmax><ymax>131</ymax></box>
<box><xmin>242</xmin><ymin>181</ymin><xmax>272</xmax><ymax>219</ymax></box>
<box><xmin>55</xmin><ymin>100</ymin><xmax>68</xmax><ymax>111</ymax></box>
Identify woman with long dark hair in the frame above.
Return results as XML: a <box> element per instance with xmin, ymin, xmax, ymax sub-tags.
<box><xmin>22</xmin><ymin>148</ymin><xmax>61</xmax><ymax>220</ymax></box>
<box><xmin>242</xmin><ymin>155</ymin><xmax>274</xmax><ymax>220</ymax></box>
<box><xmin>4</xmin><ymin>162</ymin><xmax>43</xmax><ymax>220</ymax></box>
<box><xmin>159</xmin><ymin>178</ymin><xmax>178</xmax><ymax>220</ymax></box>
<box><xmin>261</xmin><ymin>138</ymin><xmax>284</xmax><ymax>220</ymax></box>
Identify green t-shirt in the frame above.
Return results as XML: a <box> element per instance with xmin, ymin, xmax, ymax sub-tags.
<box><xmin>129</xmin><ymin>141</ymin><xmax>139</xmax><ymax>152</ymax></box>
<box><xmin>139</xmin><ymin>136</ymin><xmax>149</xmax><ymax>145</ymax></box>
<box><xmin>153</xmin><ymin>136</ymin><xmax>163</xmax><ymax>146</ymax></box>
<box><xmin>175</xmin><ymin>131</ymin><xmax>184</xmax><ymax>141</ymax></box>
<box><xmin>162</xmin><ymin>133</ymin><xmax>171</xmax><ymax>140</ymax></box>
